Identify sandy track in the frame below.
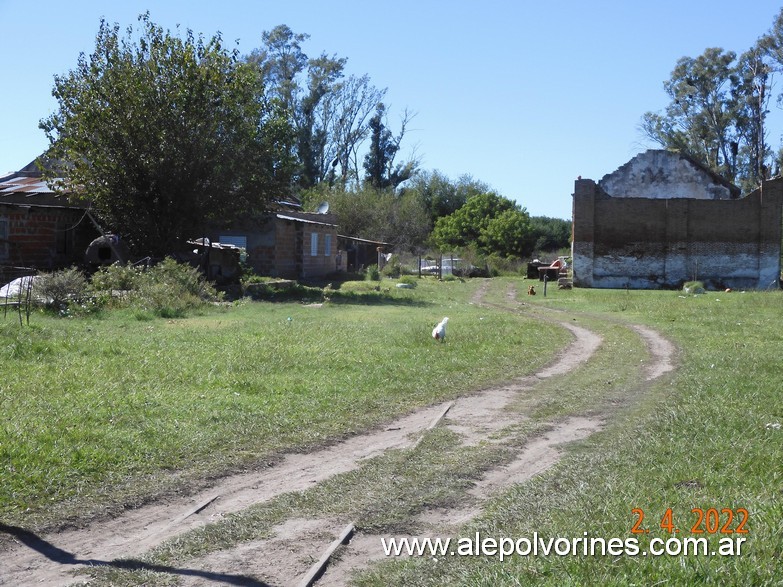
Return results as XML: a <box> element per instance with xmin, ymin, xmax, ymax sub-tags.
<box><xmin>0</xmin><ymin>288</ymin><xmax>676</xmax><ymax>587</ymax></box>
<box><xmin>171</xmin><ymin>315</ymin><xmax>608</xmax><ymax>587</ymax></box>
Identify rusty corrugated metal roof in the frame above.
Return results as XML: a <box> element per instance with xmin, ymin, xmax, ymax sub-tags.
<box><xmin>0</xmin><ymin>174</ymin><xmax>87</xmax><ymax>208</ymax></box>
<box><xmin>0</xmin><ymin>175</ymin><xmax>59</xmax><ymax>195</ymax></box>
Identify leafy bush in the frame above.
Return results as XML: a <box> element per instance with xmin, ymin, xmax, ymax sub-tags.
<box><xmin>89</xmin><ymin>257</ymin><xmax>221</xmax><ymax>317</ymax></box>
<box><xmin>683</xmin><ymin>280</ymin><xmax>705</xmax><ymax>294</ymax></box>
<box><xmin>90</xmin><ymin>263</ymin><xmax>145</xmax><ymax>305</ymax></box>
<box><xmin>33</xmin><ymin>267</ymin><xmax>89</xmax><ymax>311</ymax></box>
<box><xmin>364</xmin><ymin>264</ymin><xmax>381</xmax><ymax>281</ymax></box>
<box><xmin>381</xmin><ymin>256</ymin><xmax>403</xmax><ymax>278</ymax></box>
<box><xmin>91</xmin><ymin>263</ymin><xmax>144</xmax><ymax>292</ymax></box>
<box><xmin>484</xmin><ymin>253</ymin><xmax>524</xmax><ymax>276</ymax></box>
<box><xmin>134</xmin><ymin>258</ymin><xmax>221</xmax><ymax>316</ymax></box>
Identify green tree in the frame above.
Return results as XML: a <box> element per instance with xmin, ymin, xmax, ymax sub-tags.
<box><xmin>641</xmin><ymin>47</ymin><xmax>739</xmax><ymax>181</ymax></box>
<box><xmin>247</xmin><ymin>25</ymin><xmax>348</xmax><ymax>190</ymax></box>
<box><xmin>326</xmin><ymin>74</ymin><xmax>387</xmax><ymax>187</ymax></box>
<box><xmin>404</xmin><ymin>170</ymin><xmax>490</xmax><ymax>226</ymax></box>
<box><xmin>312</xmin><ymin>185</ymin><xmax>429</xmax><ymax>251</ymax></box>
<box><xmin>40</xmin><ymin>13</ymin><xmax>293</xmax><ymax>255</ymax></box>
<box><xmin>363</xmin><ymin>103</ymin><xmax>417</xmax><ymax>189</ymax></box>
<box><xmin>249</xmin><ymin>25</ymin><xmax>309</xmax><ymax>113</ymax></box>
<box><xmin>755</xmin><ymin>8</ymin><xmax>783</xmax><ymax>177</ymax></box>
<box><xmin>639</xmin><ymin>24</ymin><xmax>783</xmax><ymax>192</ymax></box>
<box><xmin>480</xmin><ymin>209</ymin><xmax>535</xmax><ymax>258</ymax></box>
<box><xmin>732</xmin><ymin>45</ymin><xmax>773</xmax><ymax>189</ymax></box>
<box><xmin>247</xmin><ymin>26</ymin><xmax>400</xmax><ymax>191</ymax></box>
<box><xmin>530</xmin><ymin>216</ymin><xmax>571</xmax><ymax>252</ymax></box>
<box><xmin>432</xmin><ymin>192</ymin><xmax>534</xmax><ymax>258</ymax></box>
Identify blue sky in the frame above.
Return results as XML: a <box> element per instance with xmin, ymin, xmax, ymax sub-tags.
<box><xmin>2</xmin><ymin>1</ymin><xmax>783</xmax><ymax>219</ymax></box>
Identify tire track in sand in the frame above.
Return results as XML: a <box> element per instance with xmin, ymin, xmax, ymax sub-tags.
<box><xmin>0</xmin><ymin>282</ymin><xmax>675</xmax><ymax>587</ymax></box>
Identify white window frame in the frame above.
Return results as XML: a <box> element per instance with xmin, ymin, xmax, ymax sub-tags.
<box><xmin>310</xmin><ymin>232</ymin><xmax>319</xmax><ymax>257</ymax></box>
<box><xmin>324</xmin><ymin>234</ymin><xmax>332</xmax><ymax>257</ymax></box>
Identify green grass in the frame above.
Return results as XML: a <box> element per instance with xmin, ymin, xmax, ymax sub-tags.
<box><xmin>79</xmin><ymin>278</ymin><xmax>668</xmax><ymax>586</ymax></box>
<box><xmin>5</xmin><ymin>277</ymin><xmax>782</xmax><ymax>586</ymax></box>
<box><xmin>354</xmin><ymin>283</ymin><xmax>783</xmax><ymax>586</ymax></box>
<box><xmin>0</xmin><ymin>277</ymin><xmax>568</xmax><ymax>532</ymax></box>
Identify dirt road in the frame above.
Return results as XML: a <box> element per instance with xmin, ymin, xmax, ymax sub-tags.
<box><xmin>0</xmin><ymin>287</ymin><xmax>676</xmax><ymax>587</ymax></box>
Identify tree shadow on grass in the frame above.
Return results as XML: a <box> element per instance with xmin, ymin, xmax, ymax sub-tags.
<box><xmin>0</xmin><ymin>523</ymin><xmax>271</xmax><ymax>587</ymax></box>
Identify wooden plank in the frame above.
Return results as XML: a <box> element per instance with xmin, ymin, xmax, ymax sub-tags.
<box><xmin>296</xmin><ymin>522</ymin><xmax>355</xmax><ymax>587</ymax></box>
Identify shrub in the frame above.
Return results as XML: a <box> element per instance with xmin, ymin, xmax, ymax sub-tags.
<box><xmin>484</xmin><ymin>254</ymin><xmax>524</xmax><ymax>276</ymax></box>
<box><xmin>364</xmin><ymin>264</ymin><xmax>381</xmax><ymax>281</ymax></box>
<box><xmin>91</xmin><ymin>263</ymin><xmax>144</xmax><ymax>292</ymax></box>
<box><xmin>91</xmin><ymin>258</ymin><xmax>221</xmax><ymax>317</ymax></box>
<box><xmin>146</xmin><ymin>257</ymin><xmax>218</xmax><ymax>300</ymax></box>
<box><xmin>33</xmin><ymin>267</ymin><xmax>89</xmax><ymax>311</ymax></box>
<box><xmin>683</xmin><ymin>280</ymin><xmax>705</xmax><ymax>294</ymax></box>
<box><xmin>381</xmin><ymin>256</ymin><xmax>403</xmax><ymax>278</ymax></box>
<box><xmin>90</xmin><ymin>263</ymin><xmax>145</xmax><ymax>305</ymax></box>
<box><xmin>134</xmin><ymin>258</ymin><xmax>221</xmax><ymax>316</ymax></box>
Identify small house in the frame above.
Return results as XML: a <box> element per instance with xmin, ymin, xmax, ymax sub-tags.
<box><xmin>207</xmin><ymin>208</ymin><xmax>341</xmax><ymax>280</ymax></box>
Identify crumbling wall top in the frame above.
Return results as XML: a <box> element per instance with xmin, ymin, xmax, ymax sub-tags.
<box><xmin>598</xmin><ymin>149</ymin><xmax>740</xmax><ymax>200</ymax></box>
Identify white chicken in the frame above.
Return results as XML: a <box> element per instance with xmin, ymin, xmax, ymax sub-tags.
<box><xmin>432</xmin><ymin>317</ymin><xmax>449</xmax><ymax>342</ymax></box>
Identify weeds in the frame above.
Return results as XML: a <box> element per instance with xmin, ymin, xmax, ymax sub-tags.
<box><xmin>32</xmin><ymin>267</ymin><xmax>89</xmax><ymax>310</ymax></box>
<box><xmin>90</xmin><ymin>257</ymin><xmax>221</xmax><ymax>317</ymax></box>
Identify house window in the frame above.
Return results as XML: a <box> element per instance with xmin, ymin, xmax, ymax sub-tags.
<box><xmin>0</xmin><ymin>218</ymin><xmax>8</xmax><ymax>260</ymax></box>
<box><xmin>324</xmin><ymin>234</ymin><xmax>332</xmax><ymax>257</ymax></box>
<box><xmin>311</xmin><ymin>232</ymin><xmax>319</xmax><ymax>256</ymax></box>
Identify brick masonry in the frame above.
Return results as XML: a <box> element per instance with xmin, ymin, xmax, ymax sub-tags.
<box><xmin>0</xmin><ymin>205</ymin><xmax>97</xmax><ymax>269</ymax></box>
<box><xmin>212</xmin><ymin>213</ymin><xmax>339</xmax><ymax>280</ymax></box>
<box><xmin>572</xmin><ymin>153</ymin><xmax>783</xmax><ymax>290</ymax></box>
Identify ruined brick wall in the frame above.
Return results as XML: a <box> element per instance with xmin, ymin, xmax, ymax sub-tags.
<box><xmin>598</xmin><ymin>149</ymin><xmax>739</xmax><ymax>200</ymax></box>
<box><xmin>572</xmin><ymin>177</ymin><xmax>783</xmax><ymax>289</ymax></box>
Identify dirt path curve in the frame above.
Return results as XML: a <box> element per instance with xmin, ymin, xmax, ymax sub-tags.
<box><xmin>0</xmin><ymin>284</ymin><xmax>675</xmax><ymax>587</ymax></box>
